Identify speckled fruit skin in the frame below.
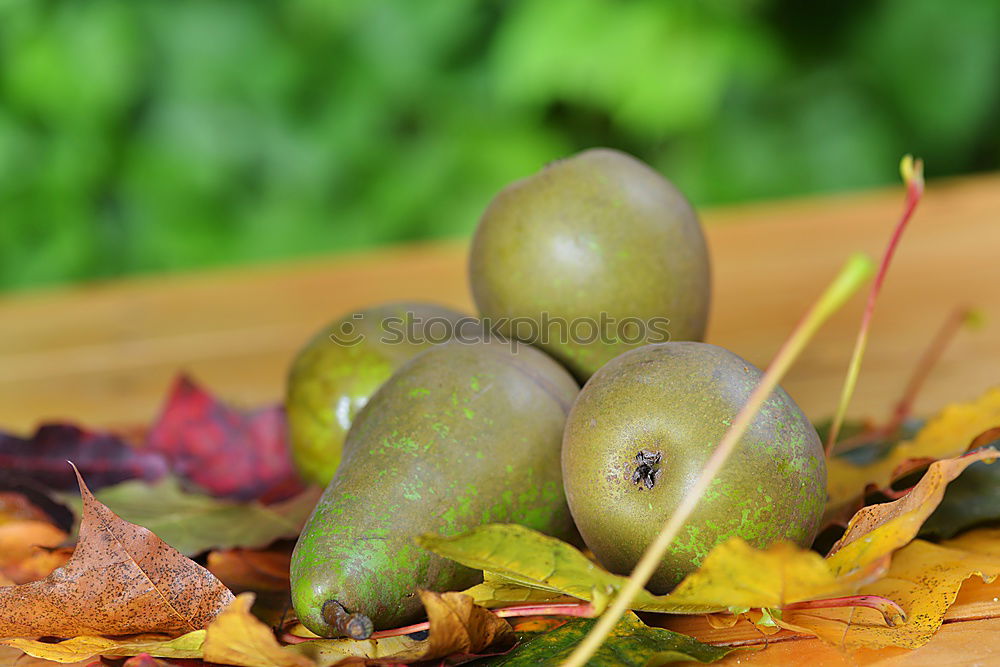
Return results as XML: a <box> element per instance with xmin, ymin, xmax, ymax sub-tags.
<box><xmin>562</xmin><ymin>342</ymin><xmax>826</xmax><ymax>593</ymax></box>
<box><xmin>291</xmin><ymin>339</ymin><xmax>579</xmax><ymax>634</ymax></box>
<box><xmin>286</xmin><ymin>302</ymin><xmax>468</xmax><ymax>485</ymax></box>
<box><xmin>468</xmin><ymin>148</ymin><xmax>710</xmax><ymax>381</ymax></box>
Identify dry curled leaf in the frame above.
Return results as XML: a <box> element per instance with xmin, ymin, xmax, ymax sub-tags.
<box><xmin>0</xmin><ymin>466</ymin><xmax>234</xmax><ymax>638</ymax></box>
<box><xmin>826</xmin><ymin>447</ymin><xmax>999</xmax><ymax>577</ymax></box>
<box><xmin>780</xmin><ymin>530</ymin><xmax>1000</xmax><ymax>649</ymax></box>
<box><xmin>411</xmin><ymin>590</ymin><xmax>515</xmax><ymax>661</ymax></box>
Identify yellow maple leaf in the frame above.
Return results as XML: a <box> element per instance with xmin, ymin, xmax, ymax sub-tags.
<box><xmin>826</xmin><ymin>447</ymin><xmax>1000</xmax><ymax>577</ymax></box>
<box><xmin>779</xmin><ymin>530</ymin><xmax>1000</xmax><ymax>649</ymax></box>
<box><xmin>202</xmin><ymin>592</ymin><xmax>312</xmax><ymax>667</ymax></box>
<box><xmin>0</xmin><ymin>631</ymin><xmax>205</xmax><ymax>664</ymax></box>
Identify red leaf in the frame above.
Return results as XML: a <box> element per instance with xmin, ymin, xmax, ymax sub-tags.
<box><xmin>0</xmin><ymin>424</ymin><xmax>168</xmax><ymax>492</ymax></box>
<box><xmin>146</xmin><ymin>375</ymin><xmax>302</xmax><ymax>502</ymax></box>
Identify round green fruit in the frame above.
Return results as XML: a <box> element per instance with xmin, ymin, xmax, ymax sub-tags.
<box><xmin>469</xmin><ymin>148</ymin><xmax>710</xmax><ymax>381</ymax></box>
<box><xmin>561</xmin><ymin>342</ymin><xmax>826</xmax><ymax>592</ymax></box>
<box><xmin>285</xmin><ymin>302</ymin><xmax>468</xmax><ymax>485</ymax></box>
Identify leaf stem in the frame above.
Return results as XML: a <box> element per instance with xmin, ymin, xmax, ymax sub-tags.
<box><xmin>783</xmin><ymin>594</ymin><xmax>907</xmax><ymax>627</ymax></box>
<box><xmin>825</xmin><ymin>156</ymin><xmax>925</xmax><ymax>455</ymax></box>
<box><xmin>562</xmin><ymin>254</ymin><xmax>874</xmax><ymax>667</ymax></box>
<box><xmin>367</xmin><ymin>602</ymin><xmax>596</xmax><ymax>640</ymax></box>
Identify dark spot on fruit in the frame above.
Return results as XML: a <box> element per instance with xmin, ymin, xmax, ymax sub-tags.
<box><xmin>631</xmin><ymin>450</ymin><xmax>662</xmax><ymax>490</ymax></box>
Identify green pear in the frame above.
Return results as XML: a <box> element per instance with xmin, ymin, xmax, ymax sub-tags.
<box><xmin>469</xmin><ymin>148</ymin><xmax>710</xmax><ymax>380</ymax></box>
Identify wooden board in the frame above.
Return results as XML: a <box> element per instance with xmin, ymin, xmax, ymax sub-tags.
<box><xmin>1</xmin><ymin>172</ymin><xmax>999</xmax><ymax>663</ymax></box>
<box><xmin>1</xmin><ymin>174</ymin><xmax>997</xmax><ymax>432</ymax></box>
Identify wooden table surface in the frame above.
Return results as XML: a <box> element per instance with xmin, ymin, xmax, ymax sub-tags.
<box><xmin>2</xmin><ymin>173</ymin><xmax>999</xmax><ymax>664</ymax></box>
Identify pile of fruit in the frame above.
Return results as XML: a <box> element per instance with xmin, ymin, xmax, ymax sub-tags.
<box><xmin>286</xmin><ymin>149</ymin><xmax>826</xmax><ymax>639</ymax></box>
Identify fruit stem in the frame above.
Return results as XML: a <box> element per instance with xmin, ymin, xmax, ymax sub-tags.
<box><xmin>783</xmin><ymin>594</ymin><xmax>907</xmax><ymax>627</ymax></box>
<box><xmin>322</xmin><ymin>600</ymin><xmax>374</xmax><ymax>640</ymax></box>
<box><xmin>367</xmin><ymin>602</ymin><xmax>596</xmax><ymax>640</ymax></box>
<box><xmin>562</xmin><ymin>254</ymin><xmax>874</xmax><ymax>667</ymax></box>
<box><xmin>825</xmin><ymin>156</ymin><xmax>925</xmax><ymax>455</ymax></box>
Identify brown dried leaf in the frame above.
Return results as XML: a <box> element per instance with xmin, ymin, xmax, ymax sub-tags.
<box><xmin>0</xmin><ymin>519</ymin><xmax>69</xmax><ymax>584</ymax></box>
<box><xmin>0</xmin><ymin>466</ymin><xmax>234</xmax><ymax>638</ymax></box>
<box><xmin>208</xmin><ymin>548</ymin><xmax>292</xmax><ymax>593</ymax></box>
<box><xmin>413</xmin><ymin>590</ymin><xmax>515</xmax><ymax>661</ymax></box>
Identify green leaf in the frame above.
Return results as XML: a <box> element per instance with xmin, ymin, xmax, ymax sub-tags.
<box><xmin>921</xmin><ymin>454</ymin><xmax>1000</xmax><ymax>539</ymax></box>
<box><xmin>477</xmin><ymin>612</ymin><xmax>732</xmax><ymax>666</ymax></box>
<box><xmin>418</xmin><ymin>524</ymin><xmax>738</xmax><ymax>615</ymax></box>
<box><xmin>64</xmin><ymin>477</ymin><xmax>320</xmax><ymax>556</ymax></box>
<box><xmin>462</xmin><ymin>572</ymin><xmax>579</xmax><ymax>608</ymax></box>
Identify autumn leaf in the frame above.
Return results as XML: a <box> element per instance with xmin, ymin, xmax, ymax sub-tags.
<box><xmin>0</xmin><ymin>466</ymin><xmax>234</xmax><ymax>638</ymax></box>
<box><xmin>826</xmin><ymin>446</ymin><xmax>1000</xmax><ymax>576</ymax></box>
<box><xmin>780</xmin><ymin>530</ymin><xmax>1000</xmax><ymax>649</ymax></box>
<box><xmin>208</xmin><ymin>547</ymin><xmax>293</xmax><ymax>593</ymax></box>
<box><xmin>479</xmin><ymin>612</ymin><xmax>733</xmax><ymax>666</ymax></box>
<box><xmin>827</xmin><ymin>386</ymin><xmax>1000</xmax><ymax>511</ymax></box>
<box><xmin>0</xmin><ymin>491</ymin><xmax>55</xmax><ymax>525</ymax></box>
<box><xmin>1</xmin><ymin>631</ymin><xmax>206</xmax><ymax>664</ymax></box>
<box><xmin>0</xmin><ymin>423</ymin><xmax>168</xmax><ymax>492</ymax></box>
<box><xmin>462</xmin><ymin>572</ymin><xmax>578</xmax><ymax>609</ymax></box>
<box><xmin>202</xmin><ymin>593</ymin><xmax>312</xmax><ymax>667</ymax></box>
<box><xmin>0</xmin><ymin>518</ymin><xmax>69</xmax><ymax>583</ymax></box>
<box><xmin>290</xmin><ymin>591</ymin><xmax>516</xmax><ymax>666</ymax></box>
<box><xmin>63</xmin><ymin>477</ymin><xmax>320</xmax><ymax>556</ymax></box>
<box><xmin>418</xmin><ymin>524</ymin><xmax>841</xmax><ymax>615</ymax></box>
<box><xmin>147</xmin><ymin>375</ymin><xmax>302</xmax><ymax>502</ymax></box>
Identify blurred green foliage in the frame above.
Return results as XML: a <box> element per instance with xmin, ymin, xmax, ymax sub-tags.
<box><xmin>1</xmin><ymin>0</ymin><xmax>998</xmax><ymax>291</ymax></box>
